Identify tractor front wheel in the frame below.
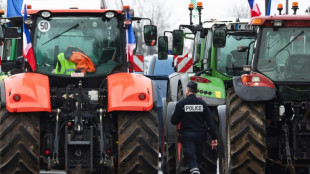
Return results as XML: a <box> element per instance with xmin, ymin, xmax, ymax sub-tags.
<box><xmin>0</xmin><ymin>108</ymin><xmax>40</xmax><ymax>174</ymax></box>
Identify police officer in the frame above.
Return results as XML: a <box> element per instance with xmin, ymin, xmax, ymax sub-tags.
<box><xmin>171</xmin><ymin>81</ymin><xmax>218</xmax><ymax>174</ymax></box>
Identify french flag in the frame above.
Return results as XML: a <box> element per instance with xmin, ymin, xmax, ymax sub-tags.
<box><xmin>248</xmin><ymin>0</ymin><xmax>262</xmax><ymax>17</ymax></box>
<box><xmin>126</xmin><ymin>10</ymin><xmax>136</xmax><ymax>70</ymax></box>
<box><xmin>23</xmin><ymin>4</ymin><xmax>36</xmax><ymax>71</ymax></box>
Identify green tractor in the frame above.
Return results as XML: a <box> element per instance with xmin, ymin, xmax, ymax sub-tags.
<box><xmin>159</xmin><ymin>2</ymin><xmax>256</xmax><ymax>174</ymax></box>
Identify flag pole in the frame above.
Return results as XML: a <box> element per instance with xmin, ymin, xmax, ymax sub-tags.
<box><xmin>286</xmin><ymin>0</ymin><xmax>289</xmax><ymax>14</ymax></box>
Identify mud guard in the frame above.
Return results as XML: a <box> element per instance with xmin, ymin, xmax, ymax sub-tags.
<box><xmin>165</xmin><ymin>101</ymin><xmax>177</xmax><ymax>143</ymax></box>
<box><xmin>233</xmin><ymin>76</ymin><xmax>276</xmax><ymax>101</ymax></box>
<box><xmin>107</xmin><ymin>73</ymin><xmax>154</xmax><ymax>112</ymax></box>
<box><xmin>2</xmin><ymin>73</ymin><xmax>51</xmax><ymax>112</ymax></box>
<box><xmin>217</xmin><ymin>105</ymin><xmax>226</xmax><ymax>159</ymax></box>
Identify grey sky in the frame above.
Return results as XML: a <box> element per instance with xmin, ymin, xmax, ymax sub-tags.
<box><xmin>1</xmin><ymin>0</ymin><xmax>309</xmax><ymax>20</ymax></box>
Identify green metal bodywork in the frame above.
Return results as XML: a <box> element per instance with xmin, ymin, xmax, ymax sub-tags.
<box><xmin>184</xmin><ymin>22</ymin><xmax>255</xmax><ymax>103</ymax></box>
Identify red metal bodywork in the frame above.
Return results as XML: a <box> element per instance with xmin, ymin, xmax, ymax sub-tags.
<box><xmin>107</xmin><ymin>73</ymin><xmax>153</xmax><ymax>112</ymax></box>
<box><xmin>250</xmin><ymin>15</ymin><xmax>310</xmax><ymax>27</ymax></box>
<box><xmin>4</xmin><ymin>73</ymin><xmax>51</xmax><ymax>112</ymax></box>
<box><xmin>26</xmin><ymin>9</ymin><xmax>123</xmax><ymax>15</ymax></box>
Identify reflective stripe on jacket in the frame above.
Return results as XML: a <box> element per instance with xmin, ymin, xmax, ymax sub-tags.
<box><xmin>55</xmin><ymin>53</ymin><xmax>76</xmax><ymax>75</ymax></box>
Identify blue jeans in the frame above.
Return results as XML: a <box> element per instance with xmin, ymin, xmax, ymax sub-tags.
<box><xmin>181</xmin><ymin>131</ymin><xmax>206</xmax><ymax>169</ymax></box>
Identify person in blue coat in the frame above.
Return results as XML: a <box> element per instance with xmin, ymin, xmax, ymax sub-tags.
<box><xmin>171</xmin><ymin>81</ymin><xmax>218</xmax><ymax>174</ymax></box>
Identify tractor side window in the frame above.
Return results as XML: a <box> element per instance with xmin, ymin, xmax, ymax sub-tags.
<box><xmin>216</xmin><ymin>33</ymin><xmax>254</xmax><ymax>76</ymax></box>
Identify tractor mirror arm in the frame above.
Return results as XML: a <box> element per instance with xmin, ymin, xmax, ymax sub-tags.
<box><xmin>131</xmin><ymin>17</ymin><xmax>152</xmax><ymax>25</ymax></box>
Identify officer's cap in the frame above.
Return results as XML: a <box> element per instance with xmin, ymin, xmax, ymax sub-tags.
<box><xmin>187</xmin><ymin>81</ymin><xmax>198</xmax><ymax>92</ymax></box>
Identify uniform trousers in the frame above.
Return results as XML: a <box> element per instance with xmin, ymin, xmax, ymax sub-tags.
<box><xmin>181</xmin><ymin>131</ymin><xmax>206</xmax><ymax>169</ymax></box>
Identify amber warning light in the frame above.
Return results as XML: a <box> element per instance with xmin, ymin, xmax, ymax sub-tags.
<box><xmin>189</xmin><ymin>3</ymin><xmax>194</xmax><ymax>10</ymax></box>
<box><xmin>291</xmin><ymin>2</ymin><xmax>299</xmax><ymax>14</ymax></box>
<box><xmin>123</xmin><ymin>5</ymin><xmax>130</xmax><ymax>10</ymax></box>
<box><xmin>277</xmin><ymin>3</ymin><xmax>283</xmax><ymax>15</ymax></box>
<box><xmin>197</xmin><ymin>2</ymin><xmax>203</xmax><ymax>8</ymax></box>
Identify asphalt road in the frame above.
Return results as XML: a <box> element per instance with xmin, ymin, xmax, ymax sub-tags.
<box><xmin>40</xmin><ymin>156</ymin><xmax>219</xmax><ymax>174</ymax></box>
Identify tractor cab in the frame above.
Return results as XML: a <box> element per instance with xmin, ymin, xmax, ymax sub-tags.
<box><xmin>251</xmin><ymin>16</ymin><xmax>310</xmax><ymax>82</ymax></box>
<box><xmin>23</xmin><ymin>9</ymin><xmax>156</xmax><ymax>78</ymax></box>
<box><xmin>212</xmin><ymin>21</ymin><xmax>256</xmax><ymax>78</ymax></box>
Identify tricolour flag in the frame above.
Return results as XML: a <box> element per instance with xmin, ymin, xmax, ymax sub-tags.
<box><xmin>23</xmin><ymin>4</ymin><xmax>36</xmax><ymax>71</ymax></box>
<box><xmin>7</xmin><ymin>0</ymin><xmax>24</xmax><ymax>17</ymax></box>
<box><xmin>248</xmin><ymin>0</ymin><xmax>261</xmax><ymax>17</ymax></box>
<box><xmin>126</xmin><ymin>10</ymin><xmax>136</xmax><ymax>71</ymax></box>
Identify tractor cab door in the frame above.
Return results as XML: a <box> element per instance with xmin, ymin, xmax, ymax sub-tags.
<box><xmin>2</xmin><ymin>26</ymin><xmax>23</xmax><ymax>72</ymax></box>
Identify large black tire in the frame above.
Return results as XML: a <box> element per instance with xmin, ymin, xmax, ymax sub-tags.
<box><xmin>161</xmin><ymin>98</ymin><xmax>176</xmax><ymax>174</ymax></box>
<box><xmin>200</xmin><ymin>108</ymin><xmax>218</xmax><ymax>174</ymax></box>
<box><xmin>0</xmin><ymin>108</ymin><xmax>40</xmax><ymax>174</ymax></box>
<box><xmin>162</xmin><ymin>143</ymin><xmax>176</xmax><ymax>174</ymax></box>
<box><xmin>223</xmin><ymin>89</ymin><xmax>266</xmax><ymax>174</ymax></box>
<box><xmin>118</xmin><ymin>110</ymin><xmax>159</xmax><ymax>174</ymax></box>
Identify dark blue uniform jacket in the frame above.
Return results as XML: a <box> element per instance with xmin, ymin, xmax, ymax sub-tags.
<box><xmin>171</xmin><ymin>94</ymin><xmax>218</xmax><ymax>140</ymax></box>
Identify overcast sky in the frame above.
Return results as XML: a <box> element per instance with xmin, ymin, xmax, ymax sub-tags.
<box><xmin>1</xmin><ymin>0</ymin><xmax>309</xmax><ymax>20</ymax></box>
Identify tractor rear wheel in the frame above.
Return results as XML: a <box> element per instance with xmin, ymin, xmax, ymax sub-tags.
<box><xmin>118</xmin><ymin>110</ymin><xmax>159</xmax><ymax>174</ymax></box>
<box><xmin>0</xmin><ymin>108</ymin><xmax>40</xmax><ymax>174</ymax></box>
<box><xmin>200</xmin><ymin>108</ymin><xmax>218</xmax><ymax>174</ymax></box>
<box><xmin>223</xmin><ymin>89</ymin><xmax>266</xmax><ymax>174</ymax></box>
<box><xmin>162</xmin><ymin>143</ymin><xmax>176</xmax><ymax>174</ymax></box>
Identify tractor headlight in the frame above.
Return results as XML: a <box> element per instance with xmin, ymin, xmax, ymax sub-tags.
<box><xmin>105</xmin><ymin>12</ymin><xmax>114</xmax><ymax>18</ymax></box>
<box><xmin>41</xmin><ymin>11</ymin><xmax>51</xmax><ymax>18</ymax></box>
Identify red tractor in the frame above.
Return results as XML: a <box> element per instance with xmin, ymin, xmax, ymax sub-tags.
<box><xmin>0</xmin><ymin>5</ymin><xmax>159</xmax><ymax>174</ymax></box>
<box><xmin>218</xmin><ymin>3</ymin><xmax>310</xmax><ymax>174</ymax></box>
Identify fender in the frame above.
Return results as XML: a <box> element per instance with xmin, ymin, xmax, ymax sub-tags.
<box><xmin>2</xmin><ymin>73</ymin><xmax>51</xmax><ymax>112</ymax></box>
<box><xmin>168</xmin><ymin>72</ymin><xmax>181</xmax><ymax>102</ymax></box>
<box><xmin>165</xmin><ymin>101</ymin><xmax>177</xmax><ymax>143</ymax></box>
<box><xmin>217</xmin><ymin>105</ymin><xmax>226</xmax><ymax>159</ymax></box>
<box><xmin>233</xmin><ymin>75</ymin><xmax>276</xmax><ymax>101</ymax></box>
<box><xmin>168</xmin><ymin>72</ymin><xmax>189</xmax><ymax>102</ymax></box>
<box><xmin>107</xmin><ymin>73</ymin><xmax>154</xmax><ymax>112</ymax></box>
<box><xmin>179</xmin><ymin>73</ymin><xmax>190</xmax><ymax>96</ymax></box>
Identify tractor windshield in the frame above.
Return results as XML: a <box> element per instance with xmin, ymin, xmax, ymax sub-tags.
<box><xmin>33</xmin><ymin>16</ymin><xmax>123</xmax><ymax>77</ymax></box>
<box><xmin>216</xmin><ymin>32</ymin><xmax>255</xmax><ymax>76</ymax></box>
<box><xmin>257</xmin><ymin>28</ymin><xmax>310</xmax><ymax>82</ymax></box>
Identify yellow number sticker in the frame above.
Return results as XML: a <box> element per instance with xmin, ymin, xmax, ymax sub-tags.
<box><xmin>215</xmin><ymin>91</ymin><xmax>221</xmax><ymax>98</ymax></box>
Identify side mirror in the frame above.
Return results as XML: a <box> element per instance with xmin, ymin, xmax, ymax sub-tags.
<box><xmin>144</xmin><ymin>25</ymin><xmax>157</xmax><ymax>46</ymax></box>
<box><xmin>158</xmin><ymin>36</ymin><xmax>168</xmax><ymax>60</ymax></box>
<box><xmin>172</xmin><ymin>30</ymin><xmax>184</xmax><ymax>55</ymax></box>
<box><xmin>213</xmin><ymin>29</ymin><xmax>226</xmax><ymax>48</ymax></box>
